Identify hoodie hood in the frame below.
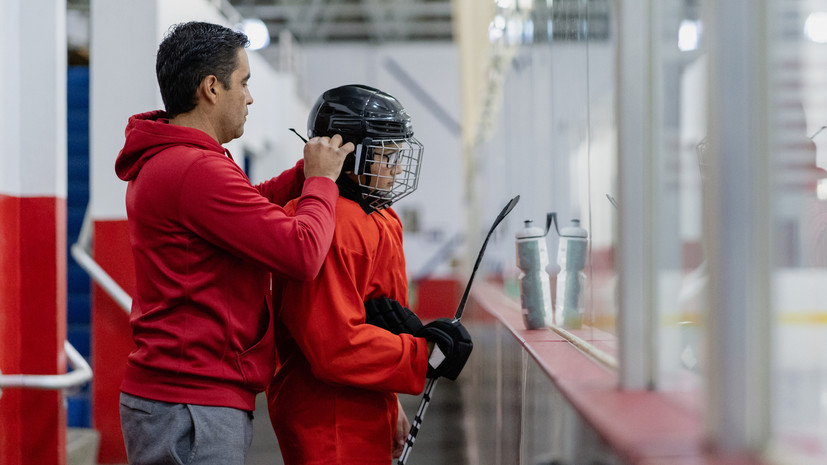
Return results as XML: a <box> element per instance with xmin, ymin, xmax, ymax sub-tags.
<box><xmin>115</xmin><ymin>110</ymin><xmax>225</xmax><ymax>181</ymax></box>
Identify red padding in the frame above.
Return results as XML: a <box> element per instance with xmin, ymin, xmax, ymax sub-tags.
<box><xmin>0</xmin><ymin>194</ymin><xmax>67</xmax><ymax>465</ymax></box>
<box><xmin>91</xmin><ymin>219</ymin><xmax>135</xmax><ymax>464</ymax></box>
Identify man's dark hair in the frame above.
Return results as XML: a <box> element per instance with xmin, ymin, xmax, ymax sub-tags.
<box><xmin>156</xmin><ymin>21</ymin><xmax>250</xmax><ymax>117</ymax></box>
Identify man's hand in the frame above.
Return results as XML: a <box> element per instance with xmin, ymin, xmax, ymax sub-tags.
<box><xmin>303</xmin><ymin>134</ymin><xmax>353</xmax><ymax>181</ymax></box>
<box><xmin>393</xmin><ymin>398</ymin><xmax>410</xmax><ymax>459</ymax></box>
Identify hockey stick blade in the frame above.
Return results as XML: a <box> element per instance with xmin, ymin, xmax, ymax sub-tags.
<box><xmin>454</xmin><ymin>195</ymin><xmax>520</xmax><ymax>320</ymax></box>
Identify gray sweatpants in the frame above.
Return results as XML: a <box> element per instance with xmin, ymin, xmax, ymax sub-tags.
<box><xmin>119</xmin><ymin>392</ymin><xmax>254</xmax><ymax>465</ymax></box>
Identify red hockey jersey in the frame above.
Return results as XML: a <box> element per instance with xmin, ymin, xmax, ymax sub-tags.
<box><xmin>268</xmin><ymin>196</ymin><xmax>429</xmax><ymax>465</ymax></box>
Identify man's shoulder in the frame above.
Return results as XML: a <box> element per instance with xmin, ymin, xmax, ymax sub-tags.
<box><xmin>134</xmin><ymin>146</ymin><xmax>243</xmax><ymax>200</ymax></box>
<box><xmin>147</xmin><ymin>144</ymin><xmax>236</xmax><ymax>172</ymax></box>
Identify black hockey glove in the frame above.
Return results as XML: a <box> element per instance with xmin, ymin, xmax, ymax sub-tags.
<box><xmin>364</xmin><ymin>296</ymin><xmax>424</xmax><ymax>335</ymax></box>
<box><xmin>416</xmin><ymin>318</ymin><xmax>473</xmax><ymax>381</ymax></box>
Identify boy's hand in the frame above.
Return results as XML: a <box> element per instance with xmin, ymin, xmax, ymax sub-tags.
<box><xmin>417</xmin><ymin>318</ymin><xmax>473</xmax><ymax>381</ymax></box>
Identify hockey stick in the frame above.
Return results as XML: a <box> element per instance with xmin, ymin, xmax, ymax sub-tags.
<box><xmin>453</xmin><ymin>195</ymin><xmax>520</xmax><ymax>321</ymax></box>
<box><xmin>398</xmin><ymin>195</ymin><xmax>520</xmax><ymax>465</ymax></box>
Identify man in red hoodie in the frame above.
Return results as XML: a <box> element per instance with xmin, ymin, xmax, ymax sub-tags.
<box><xmin>114</xmin><ymin>22</ymin><xmax>352</xmax><ymax>465</ymax></box>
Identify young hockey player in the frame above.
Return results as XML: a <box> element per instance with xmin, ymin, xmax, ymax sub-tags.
<box><xmin>267</xmin><ymin>84</ymin><xmax>473</xmax><ymax>465</ymax></box>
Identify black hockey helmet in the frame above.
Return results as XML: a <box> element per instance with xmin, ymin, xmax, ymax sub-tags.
<box><xmin>308</xmin><ymin>84</ymin><xmax>414</xmax><ymax>145</ymax></box>
<box><xmin>307</xmin><ymin>84</ymin><xmax>423</xmax><ymax>209</ymax></box>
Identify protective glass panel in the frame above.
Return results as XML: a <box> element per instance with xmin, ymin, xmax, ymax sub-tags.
<box><xmin>654</xmin><ymin>0</ymin><xmax>706</xmax><ymax>395</ymax></box>
<box><xmin>476</xmin><ymin>0</ymin><xmax>618</xmax><ymax>354</ymax></box>
<box><xmin>769</xmin><ymin>0</ymin><xmax>827</xmax><ymax>459</ymax></box>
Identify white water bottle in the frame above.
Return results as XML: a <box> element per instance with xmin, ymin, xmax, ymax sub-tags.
<box><xmin>516</xmin><ymin>220</ymin><xmax>552</xmax><ymax>329</ymax></box>
<box><xmin>555</xmin><ymin>219</ymin><xmax>588</xmax><ymax>329</ymax></box>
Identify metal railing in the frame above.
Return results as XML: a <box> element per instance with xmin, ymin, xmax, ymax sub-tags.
<box><xmin>70</xmin><ymin>207</ymin><xmax>132</xmax><ymax>314</ymax></box>
<box><xmin>70</xmin><ymin>243</ymin><xmax>132</xmax><ymax>314</ymax></box>
<box><xmin>0</xmin><ymin>341</ymin><xmax>92</xmax><ymax>399</ymax></box>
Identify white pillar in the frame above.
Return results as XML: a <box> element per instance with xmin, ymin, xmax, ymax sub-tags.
<box><xmin>616</xmin><ymin>0</ymin><xmax>657</xmax><ymax>390</ymax></box>
<box><xmin>703</xmin><ymin>0</ymin><xmax>772</xmax><ymax>453</ymax></box>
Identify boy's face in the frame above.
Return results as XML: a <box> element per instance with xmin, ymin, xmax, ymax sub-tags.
<box><xmin>361</xmin><ymin>143</ymin><xmax>403</xmax><ymax>191</ymax></box>
<box><xmin>344</xmin><ymin>136</ymin><xmax>422</xmax><ymax>209</ymax></box>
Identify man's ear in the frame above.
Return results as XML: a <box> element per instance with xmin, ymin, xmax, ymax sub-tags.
<box><xmin>199</xmin><ymin>75</ymin><xmax>220</xmax><ymax>104</ymax></box>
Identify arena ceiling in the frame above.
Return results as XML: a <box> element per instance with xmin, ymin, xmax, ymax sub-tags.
<box><xmin>226</xmin><ymin>0</ymin><xmax>454</xmax><ymax>43</ymax></box>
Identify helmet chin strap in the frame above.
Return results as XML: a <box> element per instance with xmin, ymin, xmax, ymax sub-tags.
<box><xmin>336</xmin><ymin>173</ymin><xmax>382</xmax><ymax>214</ymax></box>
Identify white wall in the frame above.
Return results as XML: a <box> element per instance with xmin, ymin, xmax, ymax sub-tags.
<box><xmin>90</xmin><ymin>0</ymin><xmax>158</xmax><ymax>219</ymax></box>
<box><xmin>242</xmin><ymin>71</ymin><xmax>311</xmax><ymax>184</ymax></box>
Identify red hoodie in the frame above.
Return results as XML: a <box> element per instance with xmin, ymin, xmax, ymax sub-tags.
<box><xmin>115</xmin><ymin>110</ymin><xmax>338</xmax><ymax>411</ymax></box>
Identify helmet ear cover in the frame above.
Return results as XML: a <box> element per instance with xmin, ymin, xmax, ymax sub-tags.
<box><xmin>352</xmin><ymin>137</ymin><xmax>373</xmax><ymax>175</ymax></box>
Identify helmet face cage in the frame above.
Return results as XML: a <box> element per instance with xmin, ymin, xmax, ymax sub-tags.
<box><xmin>354</xmin><ymin>136</ymin><xmax>423</xmax><ymax>210</ymax></box>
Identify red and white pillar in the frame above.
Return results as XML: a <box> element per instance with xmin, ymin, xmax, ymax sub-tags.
<box><xmin>0</xmin><ymin>1</ymin><xmax>68</xmax><ymax>464</ymax></box>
